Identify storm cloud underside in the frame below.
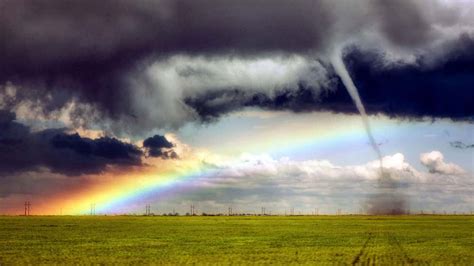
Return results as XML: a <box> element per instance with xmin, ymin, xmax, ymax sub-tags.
<box><xmin>0</xmin><ymin>0</ymin><xmax>473</xmax><ymax>136</ymax></box>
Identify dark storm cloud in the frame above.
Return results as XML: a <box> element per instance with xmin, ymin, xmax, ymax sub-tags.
<box><xmin>0</xmin><ymin>0</ymin><xmax>330</xmax><ymax>123</ymax></box>
<box><xmin>0</xmin><ymin>0</ymin><xmax>472</xmax><ymax>134</ymax></box>
<box><xmin>371</xmin><ymin>0</ymin><xmax>433</xmax><ymax>47</ymax></box>
<box><xmin>186</xmin><ymin>40</ymin><xmax>474</xmax><ymax>121</ymax></box>
<box><xmin>143</xmin><ymin>135</ymin><xmax>173</xmax><ymax>149</ymax></box>
<box><xmin>174</xmin><ymin>0</ymin><xmax>330</xmax><ymax>54</ymax></box>
<box><xmin>1</xmin><ymin>0</ymin><xmax>330</xmax><ymax>69</ymax></box>
<box><xmin>143</xmin><ymin>135</ymin><xmax>177</xmax><ymax>159</ymax></box>
<box><xmin>344</xmin><ymin>42</ymin><xmax>474</xmax><ymax>120</ymax></box>
<box><xmin>51</xmin><ymin>134</ymin><xmax>142</xmax><ymax>162</ymax></box>
<box><xmin>450</xmin><ymin>141</ymin><xmax>474</xmax><ymax>149</ymax></box>
<box><xmin>184</xmin><ymin>85</ymin><xmax>356</xmax><ymax>122</ymax></box>
<box><xmin>0</xmin><ymin>110</ymin><xmax>143</xmax><ymax>176</ymax></box>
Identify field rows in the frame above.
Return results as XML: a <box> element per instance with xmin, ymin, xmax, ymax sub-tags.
<box><xmin>0</xmin><ymin>215</ymin><xmax>472</xmax><ymax>264</ymax></box>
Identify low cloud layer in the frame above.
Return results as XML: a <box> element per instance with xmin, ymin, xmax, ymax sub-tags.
<box><xmin>2</xmin><ymin>151</ymin><xmax>471</xmax><ymax>214</ymax></box>
<box><xmin>127</xmin><ymin>152</ymin><xmax>472</xmax><ymax>214</ymax></box>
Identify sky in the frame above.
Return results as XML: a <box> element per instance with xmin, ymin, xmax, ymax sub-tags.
<box><xmin>0</xmin><ymin>0</ymin><xmax>473</xmax><ymax>215</ymax></box>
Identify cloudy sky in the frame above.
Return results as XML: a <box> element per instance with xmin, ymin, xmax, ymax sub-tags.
<box><xmin>0</xmin><ymin>0</ymin><xmax>472</xmax><ymax>215</ymax></box>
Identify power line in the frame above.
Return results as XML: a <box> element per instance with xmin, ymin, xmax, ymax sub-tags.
<box><xmin>24</xmin><ymin>201</ymin><xmax>31</xmax><ymax>216</ymax></box>
<box><xmin>90</xmin><ymin>203</ymin><xmax>96</xmax><ymax>216</ymax></box>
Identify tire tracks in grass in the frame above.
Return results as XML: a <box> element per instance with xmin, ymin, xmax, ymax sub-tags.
<box><xmin>351</xmin><ymin>231</ymin><xmax>419</xmax><ymax>265</ymax></box>
<box><xmin>387</xmin><ymin>234</ymin><xmax>418</xmax><ymax>264</ymax></box>
<box><xmin>351</xmin><ymin>232</ymin><xmax>373</xmax><ymax>265</ymax></box>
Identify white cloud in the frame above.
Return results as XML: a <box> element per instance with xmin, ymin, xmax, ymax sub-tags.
<box><xmin>118</xmin><ymin>55</ymin><xmax>333</xmax><ymax>135</ymax></box>
<box><xmin>420</xmin><ymin>150</ymin><xmax>466</xmax><ymax>175</ymax></box>
<box><xmin>154</xmin><ymin>152</ymin><xmax>472</xmax><ymax>214</ymax></box>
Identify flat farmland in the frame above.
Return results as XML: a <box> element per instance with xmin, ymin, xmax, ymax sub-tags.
<box><xmin>0</xmin><ymin>215</ymin><xmax>472</xmax><ymax>264</ymax></box>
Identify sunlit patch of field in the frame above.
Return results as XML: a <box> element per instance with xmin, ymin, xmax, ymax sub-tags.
<box><xmin>0</xmin><ymin>215</ymin><xmax>472</xmax><ymax>264</ymax></box>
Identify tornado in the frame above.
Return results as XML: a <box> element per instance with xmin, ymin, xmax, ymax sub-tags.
<box><xmin>331</xmin><ymin>49</ymin><xmax>384</xmax><ymax>171</ymax></box>
<box><xmin>331</xmin><ymin>48</ymin><xmax>407</xmax><ymax>215</ymax></box>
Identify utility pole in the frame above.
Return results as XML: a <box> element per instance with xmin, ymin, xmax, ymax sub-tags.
<box><xmin>261</xmin><ymin>207</ymin><xmax>265</xmax><ymax>216</ymax></box>
<box><xmin>90</xmin><ymin>203</ymin><xmax>96</xmax><ymax>216</ymax></box>
<box><xmin>24</xmin><ymin>201</ymin><xmax>31</xmax><ymax>216</ymax></box>
<box><xmin>228</xmin><ymin>207</ymin><xmax>232</xmax><ymax>216</ymax></box>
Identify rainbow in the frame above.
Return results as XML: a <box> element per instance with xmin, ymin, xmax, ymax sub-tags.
<box><xmin>45</xmin><ymin>116</ymin><xmax>398</xmax><ymax>215</ymax></box>
<box><xmin>55</xmin><ymin>162</ymin><xmax>216</xmax><ymax>215</ymax></box>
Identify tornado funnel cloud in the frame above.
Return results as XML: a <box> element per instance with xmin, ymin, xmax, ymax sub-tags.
<box><xmin>331</xmin><ymin>49</ymin><xmax>384</xmax><ymax>170</ymax></box>
<box><xmin>331</xmin><ymin>48</ymin><xmax>408</xmax><ymax>215</ymax></box>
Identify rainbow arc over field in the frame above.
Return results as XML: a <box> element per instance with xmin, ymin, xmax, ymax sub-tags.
<box><xmin>48</xmin><ymin>120</ymin><xmax>395</xmax><ymax>215</ymax></box>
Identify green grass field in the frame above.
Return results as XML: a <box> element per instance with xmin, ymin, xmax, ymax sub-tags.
<box><xmin>0</xmin><ymin>215</ymin><xmax>472</xmax><ymax>265</ymax></box>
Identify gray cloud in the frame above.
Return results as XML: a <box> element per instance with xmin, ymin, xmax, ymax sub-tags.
<box><xmin>0</xmin><ymin>110</ymin><xmax>143</xmax><ymax>176</ymax></box>
<box><xmin>0</xmin><ymin>0</ymin><xmax>473</xmax><ymax>136</ymax></box>
<box><xmin>371</xmin><ymin>0</ymin><xmax>433</xmax><ymax>48</ymax></box>
<box><xmin>143</xmin><ymin>134</ymin><xmax>177</xmax><ymax>159</ymax></box>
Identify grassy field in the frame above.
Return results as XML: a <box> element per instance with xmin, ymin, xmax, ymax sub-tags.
<box><xmin>0</xmin><ymin>215</ymin><xmax>472</xmax><ymax>265</ymax></box>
